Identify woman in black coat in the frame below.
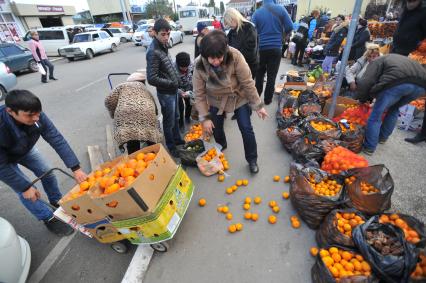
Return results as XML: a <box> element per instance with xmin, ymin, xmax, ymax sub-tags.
<box><xmin>349</xmin><ymin>17</ymin><xmax>371</xmax><ymax>61</ymax></box>
<box><xmin>224</xmin><ymin>8</ymin><xmax>259</xmax><ymax>79</ymax></box>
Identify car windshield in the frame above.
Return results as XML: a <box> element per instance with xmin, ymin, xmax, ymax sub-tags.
<box><xmin>137</xmin><ymin>25</ymin><xmax>148</xmax><ymax>32</ymax></box>
<box><xmin>180</xmin><ymin>10</ymin><xmax>196</xmax><ymax>18</ymax></box>
<box><xmin>73</xmin><ymin>34</ymin><xmax>91</xmax><ymax>43</ymax></box>
<box><xmin>110</xmin><ymin>29</ymin><xmax>121</xmax><ymax>34</ymax></box>
<box><xmin>199</xmin><ymin>21</ymin><xmax>212</xmax><ymax>26</ymax></box>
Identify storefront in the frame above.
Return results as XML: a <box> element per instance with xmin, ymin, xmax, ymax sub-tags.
<box><xmin>0</xmin><ymin>1</ymin><xmax>26</xmax><ymax>44</ymax></box>
<box><xmin>10</xmin><ymin>3</ymin><xmax>76</xmax><ymax>31</ymax></box>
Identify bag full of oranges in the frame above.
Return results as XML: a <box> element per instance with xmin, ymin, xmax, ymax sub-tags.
<box><xmin>291</xmin><ymin>134</ymin><xmax>325</xmax><ymax>163</ymax></box>
<box><xmin>333</xmin><ymin>104</ymin><xmax>372</xmax><ymax>127</ymax></box>
<box><xmin>276</xmin><ymin>126</ymin><xmax>304</xmax><ymax>153</ymax></box>
<box><xmin>196</xmin><ymin>142</ymin><xmax>226</xmax><ymax>176</ymax></box>
<box><xmin>316</xmin><ymin>209</ymin><xmax>367</xmax><ymax>248</ymax></box>
<box><xmin>378</xmin><ymin>213</ymin><xmax>425</xmax><ymax>248</ymax></box>
<box><xmin>411</xmin><ymin>251</ymin><xmax>426</xmax><ymax>282</ymax></box>
<box><xmin>311</xmin><ymin>245</ymin><xmax>377</xmax><ymax>283</ymax></box>
<box><xmin>289</xmin><ymin>172</ymin><xmax>345</xmax><ymax>229</ymax></box>
<box><xmin>344</xmin><ymin>165</ymin><xmax>394</xmax><ymax>215</ymax></box>
<box><xmin>184</xmin><ymin>123</ymin><xmax>204</xmax><ymax>142</ymax></box>
<box><xmin>338</xmin><ymin>121</ymin><xmax>365</xmax><ymax>154</ymax></box>
<box><xmin>304</xmin><ymin>115</ymin><xmax>342</xmax><ymax>140</ymax></box>
<box><xmin>352</xmin><ymin>216</ymin><xmax>419</xmax><ymax>283</ymax></box>
<box><xmin>321</xmin><ymin>146</ymin><xmax>369</xmax><ymax>175</ymax></box>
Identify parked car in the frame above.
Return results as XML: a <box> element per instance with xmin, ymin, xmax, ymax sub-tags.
<box><xmin>22</xmin><ymin>27</ymin><xmax>71</xmax><ymax>56</ymax></box>
<box><xmin>105</xmin><ymin>28</ymin><xmax>133</xmax><ymax>43</ymax></box>
<box><xmin>134</xmin><ymin>23</ymin><xmax>183</xmax><ymax>49</ymax></box>
<box><xmin>192</xmin><ymin>19</ymin><xmax>215</xmax><ymax>37</ymax></box>
<box><xmin>132</xmin><ymin>24</ymin><xmax>151</xmax><ymax>46</ymax></box>
<box><xmin>0</xmin><ymin>62</ymin><xmax>17</xmax><ymax>100</ymax></box>
<box><xmin>0</xmin><ymin>217</ymin><xmax>31</xmax><ymax>283</ymax></box>
<box><xmin>168</xmin><ymin>24</ymin><xmax>184</xmax><ymax>47</ymax></box>
<box><xmin>58</xmin><ymin>31</ymin><xmax>120</xmax><ymax>61</ymax></box>
<box><xmin>0</xmin><ymin>43</ymin><xmax>38</xmax><ymax>73</ymax></box>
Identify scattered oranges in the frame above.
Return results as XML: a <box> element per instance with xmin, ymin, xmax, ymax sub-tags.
<box><xmin>254</xmin><ymin>196</ymin><xmax>262</xmax><ymax>204</ymax></box>
<box><xmin>268</xmin><ymin>215</ymin><xmax>277</xmax><ymax>224</ymax></box>
<box><xmin>218</xmin><ymin>175</ymin><xmax>225</xmax><ymax>182</ymax></box>
<box><xmin>411</xmin><ymin>253</ymin><xmax>426</xmax><ymax>279</ymax></box>
<box><xmin>319</xmin><ymin>247</ymin><xmax>372</xmax><ymax>279</ymax></box>
<box><xmin>284</xmin><ymin>176</ymin><xmax>290</xmax><ymax>183</ymax></box>
<box><xmin>291</xmin><ymin>215</ymin><xmax>301</xmax><ymax>229</ymax></box>
<box><xmin>310</xmin><ymin>247</ymin><xmax>319</xmax><ymax>257</ymax></box>
<box><xmin>235</xmin><ymin>223</ymin><xmax>243</xmax><ymax>231</ymax></box>
<box><xmin>243</xmin><ymin>203</ymin><xmax>250</xmax><ymax>210</ymax></box>
<box><xmin>222</xmin><ymin>206</ymin><xmax>229</xmax><ymax>213</ymax></box>
<box><xmin>360</xmin><ymin>181</ymin><xmax>380</xmax><ymax>195</ymax></box>
<box><xmin>226</xmin><ymin>213</ymin><xmax>233</xmax><ymax>220</ymax></box>
<box><xmin>226</xmin><ymin>188</ymin><xmax>233</xmax><ymax>194</ymax></box>
<box><xmin>244</xmin><ymin>212</ymin><xmax>252</xmax><ymax>220</ymax></box>
<box><xmin>244</xmin><ymin>197</ymin><xmax>252</xmax><ymax>204</ymax></box>
<box><xmin>228</xmin><ymin>224</ymin><xmax>237</xmax><ymax>233</ymax></box>
<box><xmin>335</xmin><ymin>212</ymin><xmax>365</xmax><ymax>237</ymax></box>
<box><xmin>198</xmin><ymin>198</ymin><xmax>206</xmax><ymax>207</ymax></box>
<box><xmin>268</xmin><ymin>200</ymin><xmax>277</xmax><ymax>208</ymax></box>
<box><xmin>273</xmin><ymin>175</ymin><xmax>280</xmax><ymax>182</ymax></box>
<box><xmin>282</xmin><ymin>192</ymin><xmax>290</xmax><ymax>199</ymax></box>
<box><xmin>379</xmin><ymin>214</ymin><xmax>421</xmax><ymax>244</ymax></box>
<box><xmin>242</xmin><ymin>179</ymin><xmax>249</xmax><ymax>186</ymax></box>
<box><xmin>272</xmin><ymin>206</ymin><xmax>280</xmax><ymax>213</ymax></box>
<box><xmin>236</xmin><ymin>180</ymin><xmax>243</xmax><ymax>186</ymax></box>
<box><xmin>309</xmin><ymin>176</ymin><xmax>342</xmax><ymax>197</ymax></box>
<box><xmin>251</xmin><ymin>213</ymin><xmax>259</xmax><ymax>221</ymax></box>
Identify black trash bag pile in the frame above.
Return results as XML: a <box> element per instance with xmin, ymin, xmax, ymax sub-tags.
<box><xmin>344</xmin><ymin>165</ymin><xmax>394</xmax><ymax>215</ymax></box>
<box><xmin>176</xmin><ymin>139</ymin><xmax>205</xmax><ymax>166</ymax></box>
<box><xmin>316</xmin><ymin>208</ymin><xmax>367</xmax><ymax>248</ymax></box>
<box><xmin>353</xmin><ymin>216</ymin><xmax>419</xmax><ymax>283</ymax></box>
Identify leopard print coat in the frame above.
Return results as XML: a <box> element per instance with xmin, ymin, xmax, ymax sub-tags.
<box><xmin>105</xmin><ymin>81</ymin><xmax>163</xmax><ymax>147</ymax></box>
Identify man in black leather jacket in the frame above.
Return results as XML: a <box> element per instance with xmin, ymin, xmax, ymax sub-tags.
<box><xmin>146</xmin><ymin>19</ymin><xmax>183</xmax><ymax>156</ymax></box>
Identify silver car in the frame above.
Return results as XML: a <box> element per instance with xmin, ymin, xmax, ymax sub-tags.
<box><xmin>0</xmin><ymin>62</ymin><xmax>17</xmax><ymax>101</ymax></box>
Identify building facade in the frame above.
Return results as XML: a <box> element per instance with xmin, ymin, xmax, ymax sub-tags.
<box><xmin>295</xmin><ymin>0</ymin><xmax>370</xmax><ymax>20</ymax></box>
<box><xmin>0</xmin><ymin>1</ymin><xmax>26</xmax><ymax>44</ymax></box>
<box><xmin>87</xmin><ymin>0</ymin><xmax>133</xmax><ymax>23</ymax></box>
<box><xmin>226</xmin><ymin>0</ymin><xmax>253</xmax><ymax>14</ymax></box>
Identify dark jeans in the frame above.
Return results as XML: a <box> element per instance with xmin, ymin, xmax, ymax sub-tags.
<box><xmin>292</xmin><ymin>41</ymin><xmax>307</xmax><ymax>64</ymax></box>
<box><xmin>255</xmin><ymin>48</ymin><xmax>282</xmax><ymax>104</ymax></box>
<box><xmin>249</xmin><ymin>63</ymin><xmax>257</xmax><ymax>80</ymax></box>
<box><xmin>122</xmin><ymin>140</ymin><xmax>155</xmax><ymax>154</ymax></box>
<box><xmin>158</xmin><ymin>92</ymin><xmax>183</xmax><ymax>151</ymax></box>
<box><xmin>421</xmin><ymin>112</ymin><xmax>426</xmax><ymax>137</ymax></box>
<box><xmin>40</xmin><ymin>59</ymin><xmax>54</xmax><ymax>82</ymax></box>
<box><xmin>210</xmin><ymin>104</ymin><xmax>257</xmax><ymax>163</ymax></box>
<box><xmin>0</xmin><ymin>148</ymin><xmax>61</xmax><ymax>220</ymax></box>
<box><xmin>178</xmin><ymin>96</ymin><xmax>192</xmax><ymax>125</ymax></box>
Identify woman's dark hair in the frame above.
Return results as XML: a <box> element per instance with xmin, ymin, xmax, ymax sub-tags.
<box><xmin>176</xmin><ymin>52</ymin><xmax>191</xmax><ymax>67</ymax></box>
<box><xmin>153</xmin><ymin>18</ymin><xmax>171</xmax><ymax>32</ymax></box>
<box><xmin>200</xmin><ymin>30</ymin><xmax>228</xmax><ymax>59</ymax></box>
<box><xmin>5</xmin><ymin>89</ymin><xmax>42</xmax><ymax>113</ymax></box>
<box><xmin>337</xmin><ymin>15</ymin><xmax>345</xmax><ymax>21</ymax></box>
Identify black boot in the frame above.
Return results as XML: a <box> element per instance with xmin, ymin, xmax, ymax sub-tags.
<box><xmin>44</xmin><ymin>217</ymin><xmax>74</xmax><ymax>236</ymax></box>
<box><xmin>248</xmin><ymin>161</ymin><xmax>259</xmax><ymax>174</ymax></box>
<box><xmin>405</xmin><ymin>134</ymin><xmax>426</xmax><ymax>144</ymax></box>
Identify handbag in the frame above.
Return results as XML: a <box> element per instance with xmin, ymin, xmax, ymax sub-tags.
<box><xmin>37</xmin><ymin>63</ymin><xmax>46</xmax><ymax>75</ymax></box>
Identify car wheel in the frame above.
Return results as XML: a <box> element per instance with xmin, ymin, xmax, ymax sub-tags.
<box><xmin>110</xmin><ymin>43</ymin><xmax>117</xmax><ymax>52</ymax></box>
<box><xmin>169</xmin><ymin>39</ymin><xmax>173</xmax><ymax>48</ymax></box>
<box><xmin>86</xmin><ymin>49</ymin><xmax>94</xmax><ymax>59</ymax></box>
<box><xmin>180</xmin><ymin>35</ymin><xmax>184</xmax><ymax>43</ymax></box>
<box><xmin>29</xmin><ymin>60</ymin><xmax>38</xmax><ymax>72</ymax></box>
<box><xmin>0</xmin><ymin>85</ymin><xmax>6</xmax><ymax>101</ymax></box>
<box><xmin>67</xmin><ymin>57</ymin><xmax>75</xmax><ymax>62</ymax></box>
<box><xmin>120</xmin><ymin>37</ymin><xmax>126</xmax><ymax>43</ymax></box>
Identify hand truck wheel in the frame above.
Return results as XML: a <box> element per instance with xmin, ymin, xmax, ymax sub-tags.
<box><xmin>110</xmin><ymin>241</ymin><xmax>128</xmax><ymax>254</ymax></box>
<box><xmin>150</xmin><ymin>241</ymin><xmax>169</xmax><ymax>253</ymax></box>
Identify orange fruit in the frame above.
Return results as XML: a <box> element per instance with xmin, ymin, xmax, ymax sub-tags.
<box><xmin>361</xmin><ymin>261</ymin><xmax>371</xmax><ymax>272</ymax></box>
<box><xmin>102</xmin><ymin>167</ymin><xmax>111</xmax><ymax>175</ymax></box>
<box><xmin>342</xmin><ymin>251</ymin><xmax>353</xmax><ymax>261</ymax></box>
<box><xmin>268</xmin><ymin>200</ymin><xmax>277</xmax><ymax>208</ymax></box>
<box><xmin>226</xmin><ymin>213</ymin><xmax>233</xmax><ymax>220</ymax></box>
<box><xmin>231</xmin><ymin>185</ymin><xmax>238</xmax><ymax>192</ymax></box>
<box><xmin>126</xmin><ymin>159</ymin><xmax>138</xmax><ymax>169</ymax></box>
<box><xmin>235</xmin><ymin>223</ymin><xmax>243</xmax><ymax>231</ymax></box>
<box><xmin>218</xmin><ymin>175</ymin><xmax>225</xmax><ymax>182</ymax></box>
<box><xmin>198</xmin><ymin>198</ymin><xmax>206</xmax><ymax>207</ymax></box>
<box><xmin>251</xmin><ymin>213</ymin><xmax>259</xmax><ymax>221</ymax></box>
<box><xmin>319</xmin><ymin>249</ymin><xmax>330</xmax><ymax>257</ymax></box>
<box><xmin>244</xmin><ymin>197</ymin><xmax>252</xmax><ymax>204</ymax></box>
<box><xmin>322</xmin><ymin>256</ymin><xmax>334</xmax><ymax>267</ymax></box>
<box><xmin>291</xmin><ymin>220</ymin><xmax>301</xmax><ymax>228</ymax></box>
<box><xmin>268</xmin><ymin>215</ymin><xmax>277</xmax><ymax>224</ymax></box>
<box><xmin>282</xmin><ymin>192</ymin><xmax>290</xmax><ymax>199</ymax></box>
<box><xmin>244</xmin><ymin>212</ymin><xmax>252</xmax><ymax>220</ymax></box>
<box><xmin>144</xmin><ymin>152</ymin><xmax>156</xmax><ymax>162</ymax></box>
<box><xmin>136</xmin><ymin>152</ymin><xmax>145</xmax><ymax>161</ymax></box>
<box><xmin>105</xmin><ymin>183</ymin><xmax>120</xmax><ymax>194</ymax></box>
<box><xmin>236</xmin><ymin>180</ymin><xmax>243</xmax><ymax>186</ymax></box>
<box><xmin>79</xmin><ymin>181</ymin><xmax>90</xmax><ymax>192</ymax></box>
<box><xmin>272</xmin><ymin>206</ymin><xmax>280</xmax><ymax>213</ymax></box>
<box><xmin>243</xmin><ymin>203</ymin><xmax>250</xmax><ymax>210</ymax></box>
<box><xmin>345</xmin><ymin>262</ymin><xmax>355</xmax><ymax>272</ymax></box>
<box><xmin>94</xmin><ymin>170</ymin><xmax>103</xmax><ymax>178</ymax></box>
<box><xmin>330</xmin><ymin>266</ymin><xmax>339</xmax><ymax>278</ymax></box>
<box><xmin>217</xmin><ymin>206</ymin><xmax>223</xmax><ymax>213</ymax></box>
<box><xmin>228</xmin><ymin>224</ymin><xmax>237</xmax><ymax>233</ymax></box>
<box><xmin>242</xmin><ymin>179</ymin><xmax>249</xmax><ymax>186</ymax></box>
<box><xmin>222</xmin><ymin>206</ymin><xmax>229</xmax><ymax>213</ymax></box>
<box><xmin>254</xmin><ymin>196</ymin><xmax>262</xmax><ymax>204</ymax></box>
<box><xmin>290</xmin><ymin>215</ymin><xmax>299</xmax><ymax>222</ymax></box>
<box><xmin>226</xmin><ymin>188</ymin><xmax>233</xmax><ymax>194</ymax></box>
<box><xmin>284</xmin><ymin>176</ymin><xmax>290</xmax><ymax>183</ymax></box>
<box><xmin>310</xmin><ymin>247</ymin><xmax>319</xmax><ymax>257</ymax></box>
<box><xmin>273</xmin><ymin>175</ymin><xmax>280</xmax><ymax>182</ymax></box>
<box><xmin>332</xmin><ymin>253</ymin><xmax>342</xmax><ymax>263</ymax></box>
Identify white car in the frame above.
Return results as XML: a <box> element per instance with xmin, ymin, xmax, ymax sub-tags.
<box><xmin>106</xmin><ymin>28</ymin><xmax>133</xmax><ymax>43</ymax></box>
<box><xmin>168</xmin><ymin>24</ymin><xmax>184</xmax><ymax>47</ymax></box>
<box><xmin>192</xmin><ymin>19</ymin><xmax>215</xmax><ymax>37</ymax></box>
<box><xmin>58</xmin><ymin>31</ymin><xmax>120</xmax><ymax>61</ymax></box>
<box><xmin>132</xmin><ymin>24</ymin><xmax>152</xmax><ymax>47</ymax></box>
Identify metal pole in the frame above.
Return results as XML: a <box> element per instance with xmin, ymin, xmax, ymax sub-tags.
<box><xmin>386</xmin><ymin>0</ymin><xmax>393</xmax><ymax>16</ymax></box>
<box><xmin>307</xmin><ymin>0</ymin><xmax>311</xmax><ymax>15</ymax></box>
<box><xmin>328</xmin><ymin>0</ymin><xmax>364</xmax><ymax>119</ymax></box>
<box><xmin>119</xmin><ymin>0</ymin><xmax>129</xmax><ymax>23</ymax></box>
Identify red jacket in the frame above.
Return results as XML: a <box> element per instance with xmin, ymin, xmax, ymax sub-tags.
<box><xmin>212</xmin><ymin>20</ymin><xmax>222</xmax><ymax>30</ymax></box>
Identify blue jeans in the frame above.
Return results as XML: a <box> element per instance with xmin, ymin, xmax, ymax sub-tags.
<box><xmin>157</xmin><ymin>92</ymin><xmax>183</xmax><ymax>150</ymax></box>
<box><xmin>1</xmin><ymin>148</ymin><xmax>62</xmax><ymax>221</ymax></box>
<box><xmin>210</xmin><ymin>104</ymin><xmax>258</xmax><ymax>163</ymax></box>
<box><xmin>322</xmin><ymin>56</ymin><xmax>336</xmax><ymax>74</ymax></box>
<box><xmin>364</xmin><ymin>83</ymin><xmax>425</xmax><ymax>150</ymax></box>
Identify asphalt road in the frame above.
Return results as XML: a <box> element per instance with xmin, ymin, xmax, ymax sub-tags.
<box><xmin>1</xmin><ymin>36</ymin><xmax>425</xmax><ymax>283</ymax></box>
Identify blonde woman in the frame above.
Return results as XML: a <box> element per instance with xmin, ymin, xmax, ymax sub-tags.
<box><xmin>345</xmin><ymin>43</ymin><xmax>381</xmax><ymax>92</ymax></box>
<box><xmin>224</xmin><ymin>8</ymin><xmax>258</xmax><ymax>79</ymax></box>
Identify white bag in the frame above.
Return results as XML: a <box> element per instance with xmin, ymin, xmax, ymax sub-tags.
<box><xmin>37</xmin><ymin>63</ymin><xmax>46</xmax><ymax>75</ymax></box>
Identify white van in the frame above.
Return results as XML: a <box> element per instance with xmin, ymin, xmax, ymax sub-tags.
<box><xmin>178</xmin><ymin>6</ymin><xmax>209</xmax><ymax>34</ymax></box>
<box><xmin>22</xmin><ymin>27</ymin><xmax>71</xmax><ymax>57</ymax></box>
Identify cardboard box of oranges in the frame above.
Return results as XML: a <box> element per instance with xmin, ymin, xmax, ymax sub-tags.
<box><xmin>112</xmin><ymin>166</ymin><xmax>194</xmax><ymax>244</ymax></box>
<box><xmin>89</xmin><ymin>143</ymin><xmax>178</xmax><ymax>221</ymax></box>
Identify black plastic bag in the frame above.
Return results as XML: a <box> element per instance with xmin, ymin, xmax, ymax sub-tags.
<box><xmin>299</xmin><ymin>102</ymin><xmax>322</xmax><ymax>117</ymax></box>
<box><xmin>344</xmin><ymin>165</ymin><xmax>394</xmax><ymax>215</ymax></box>
<box><xmin>291</xmin><ymin>133</ymin><xmax>325</xmax><ymax>163</ymax></box>
<box><xmin>290</xmin><ymin>173</ymin><xmax>345</xmax><ymax>229</ymax></box>
<box><xmin>297</xmin><ymin>89</ymin><xmax>320</xmax><ymax>105</ymax></box>
<box><xmin>177</xmin><ymin>139</ymin><xmax>205</xmax><ymax>166</ymax></box>
<box><xmin>289</xmin><ymin>160</ymin><xmax>326</xmax><ymax>181</ymax></box>
<box><xmin>379</xmin><ymin>213</ymin><xmax>426</xmax><ymax>249</ymax></box>
<box><xmin>353</xmin><ymin>216</ymin><xmax>419</xmax><ymax>283</ymax></box>
<box><xmin>340</xmin><ymin>124</ymin><xmax>365</xmax><ymax>154</ymax></box>
<box><xmin>311</xmin><ymin>245</ymin><xmax>378</xmax><ymax>283</ymax></box>
<box><xmin>276</xmin><ymin>126</ymin><xmax>304</xmax><ymax>152</ymax></box>
<box><xmin>316</xmin><ymin>209</ymin><xmax>367</xmax><ymax>248</ymax></box>
<box><xmin>303</xmin><ymin>115</ymin><xmax>342</xmax><ymax>140</ymax></box>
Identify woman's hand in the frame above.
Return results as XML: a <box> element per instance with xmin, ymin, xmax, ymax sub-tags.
<box><xmin>349</xmin><ymin>82</ymin><xmax>357</xmax><ymax>91</ymax></box>
<box><xmin>256</xmin><ymin>107</ymin><xmax>269</xmax><ymax>120</ymax></box>
<box><xmin>202</xmin><ymin>119</ymin><xmax>215</xmax><ymax>137</ymax></box>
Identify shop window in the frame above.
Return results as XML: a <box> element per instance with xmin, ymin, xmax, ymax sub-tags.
<box><xmin>1</xmin><ymin>45</ymin><xmax>23</xmax><ymax>56</ymax></box>
<box><xmin>2</xmin><ymin>13</ymin><xmax>14</xmax><ymax>22</ymax></box>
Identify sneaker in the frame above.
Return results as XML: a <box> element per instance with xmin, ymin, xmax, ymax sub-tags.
<box><xmin>362</xmin><ymin>147</ymin><xmax>374</xmax><ymax>156</ymax></box>
<box><xmin>44</xmin><ymin>217</ymin><xmax>74</xmax><ymax>236</ymax></box>
<box><xmin>49</xmin><ymin>77</ymin><xmax>58</xmax><ymax>80</ymax></box>
<box><xmin>248</xmin><ymin>162</ymin><xmax>259</xmax><ymax>174</ymax></box>
<box><xmin>49</xmin><ymin>201</ymin><xmax>60</xmax><ymax>209</ymax></box>
<box><xmin>379</xmin><ymin>138</ymin><xmax>387</xmax><ymax>144</ymax></box>
<box><xmin>405</xmin><ymin>134</ymin><xmax>426</xmax><ymax>144</ymax></box>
